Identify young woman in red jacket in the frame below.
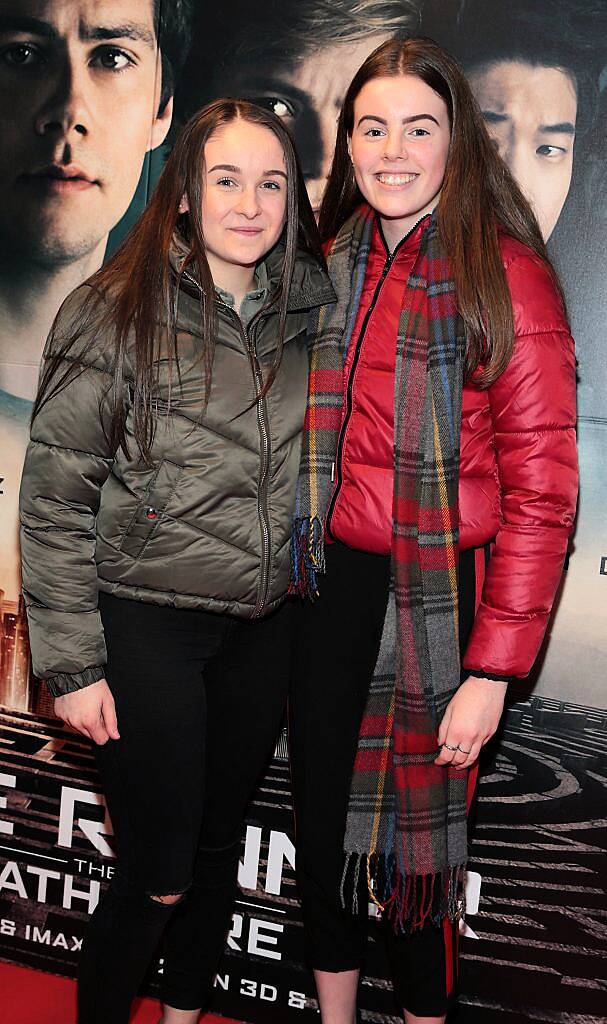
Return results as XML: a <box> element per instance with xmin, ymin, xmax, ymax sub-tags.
<box><xmin>289</xmin><ymin>37</ymin><xmax>578</xmax><ymax>1024</ymax></box>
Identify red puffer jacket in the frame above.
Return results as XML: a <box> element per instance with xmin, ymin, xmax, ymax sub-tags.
<box><xmin>327</xmin><ymin>216</ymin><xmax>578</xmax><ymax>680</ymax></box>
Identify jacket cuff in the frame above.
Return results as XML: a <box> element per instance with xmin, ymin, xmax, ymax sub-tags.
<box><xmin>46</xmin><ymin>665</ymin><xmax>106</xmax><ymax>697</ymax></box>
<box><xmin>464</xmin><ymin>669</ymin><xmax>521</xmax><ymax>683</ymax></box>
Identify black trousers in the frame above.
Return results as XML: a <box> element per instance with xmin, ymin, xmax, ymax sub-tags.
<box><xmin>77</xmin><ymin>592</ymin><xmax>293</xmax><ymax>1024</ymax></box>
<box><xmin>289</xmin><ymin>542</ymin><xmax>480</xmax><ymax>1017</ymax></box>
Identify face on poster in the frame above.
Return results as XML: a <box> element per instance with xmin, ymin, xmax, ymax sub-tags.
<box><xmin>0</xmin><ymin>0</ymin><xmax>173</xmax><ymax>650</ymax></box>
<box><xmin>467</xmin><ymin>61</ymin><xmax>577</xmax><ymax>241</ymax></box>
<box><xmin>0</xmin><ymin>0</ymin><xmax>172</xmax><ymax>400</ymax></box>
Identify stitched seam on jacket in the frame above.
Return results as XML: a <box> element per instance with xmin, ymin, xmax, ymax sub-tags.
<box><xmin>21</xmin><ymin>525</ymin><xmax>93</xmax><ymax>537</ymax></box>
<box><xmin>494</xmin><ymin>425</ymin><xmax>575</xmax><ymax>435</ymax></box>
<box><xmin>54</xmin><ymin>352</ymin><xmax>135</xmax><ymax>384</ymax></box>
<box><xmin>99</xmin><ymin>515</ymin><xmax>292</xmax><ymax>561</ymax></box>
<box><xmin>151</xmin><ymin>406</ymin><xmax>259</xmax><ymax>455</ymax></box>
<box><xmin>101</xmin><ymin>517</ymin><xmax>292</xmax><ymax>559</ymax></box>
<box><xmin>160</xmin><ymin>512</ymin><xmax>261</xmax><ymax>557</ymax></box>
<box><xmin>49</xmin><ymin>354</ymin><xmax>112</xmax><ymax>378</ymax></box>
<box><xmin>511</xmin><ymin>327</ymin><xmax>570</xmax><ymax>339</ymax></box>
<box><xmin>476</xmin><ymin>600</ymin><xmax>549</xmax><ymax>617</ymax></box>
<box><xmin>490</xmin><ymin>520</ymin><xmax>570</xmax><ymax>531</ymax></box>
<box><xmin>28</xmin><ymin>438</ymin><xmax>113</xmax><ymax>461</ymax></box>
<box><xmin>99</xmin><ymin>577</ymin><xmax>259</xmax><ymax>606</ymax></box>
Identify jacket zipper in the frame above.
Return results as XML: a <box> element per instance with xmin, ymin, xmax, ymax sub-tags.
<box><xmin>181</xmin><ymin>270</ymin><xmax>274</xmax><ymax>616</ymax></box>
<box><xmin>325</xmin><ymin>217</ymin><xmax>428</xmax><ymax>538</ymax></box>
<box><xmin>224</xmin><ymin>305</ymin><xmax>273</xmax><ymax>618</ymax></box>
<box><xmin>247</xmin><ymin>320</ymin><xmax>273</xmax><ymax>618</ymax></box>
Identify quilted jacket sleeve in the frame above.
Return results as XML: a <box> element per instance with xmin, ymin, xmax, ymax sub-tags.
<box><xmin>19</xmin><ymin>285</ymin><xmax>129</xmax><ymax>697</ymax></box>
<box><xmin>462</xmin><ymin>251</ymin><xmax>578</xmax><ymax>680</ymax></box>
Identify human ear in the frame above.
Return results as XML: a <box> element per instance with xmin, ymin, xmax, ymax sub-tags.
<box><xmin>149</xmin><ymin>94</ymin><xmax>174</xmax><ymax>153</ymax></box>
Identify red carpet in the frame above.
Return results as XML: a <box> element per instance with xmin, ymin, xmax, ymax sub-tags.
<box><xmin>0</xmin><ymin>962</ymin><xmax>241</xmax><ymax>1024</ymax></box>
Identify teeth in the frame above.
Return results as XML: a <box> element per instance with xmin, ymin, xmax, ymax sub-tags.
<box><xmin>377</xmin><ymin>173</ymin><xmax>417</xmax><ymax>185</ymax></box>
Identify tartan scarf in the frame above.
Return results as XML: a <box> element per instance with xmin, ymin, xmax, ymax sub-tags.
<box><xmin>291</xmin><ymin>204</ymin><xmax>469</xmax><ymax>932</ymax></box>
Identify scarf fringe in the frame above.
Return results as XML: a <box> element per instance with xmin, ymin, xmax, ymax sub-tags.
<box><xmin>341</xmin><ymin>851</ymin><xmax>466</xmax><ymax>934</ymax></box>
<box><xmin>288</xmin><ymin>516</ymin><xmax>325</xmax><ymax>598</ymax></box>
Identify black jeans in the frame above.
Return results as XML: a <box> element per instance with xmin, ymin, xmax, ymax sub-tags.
<box><xmin>78</xmin><ymin>592</ymin><xmax>293</xmax><ymax>1024</ymax></box>
<box><xmin>289</xmin><ymin>541</ymin><xmax>481</xmax><ymax>1017</ymax></box>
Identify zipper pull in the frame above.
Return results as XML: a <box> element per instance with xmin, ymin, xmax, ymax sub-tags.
<box><xmin>331</xmin><ymin>461</ymin><xmax>335</xmax><ymax>482</ymax></box>
<box><xmin>380</xmin><ymin>256</ymin><xmax>392</xmax><ymax>282</ymax></box>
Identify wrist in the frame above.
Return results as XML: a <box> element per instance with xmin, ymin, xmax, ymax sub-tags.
<box><xmin>464</xmin><ymin>669</ymin><xmax>517</xmax><ymax>684</ymax></box>
<box><xmin>463</xmin><ymin>674</ymin><xmax>508</xmax><ymax>694</ymax></box>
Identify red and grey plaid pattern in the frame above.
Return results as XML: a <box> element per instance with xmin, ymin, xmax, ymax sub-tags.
<box><xmin>291</xmin><ymin>205</ymin><xmax>469</xmax><ymax>931</ymax></box>
<box><xmin>290</xmin><ymin>206</ymin><xmax>374</xmax><ymax>593</ymax></box>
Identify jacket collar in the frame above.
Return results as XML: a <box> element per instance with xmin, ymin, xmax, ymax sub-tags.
<box><xmin>169</xmin><ymin>233</ymin><xmax>335</xmax><ymax>334</ymax></box>
<box><xmin>375</xmin><ymin>211</ymin><xmax>432</xmax><ymax>261</ymax></box>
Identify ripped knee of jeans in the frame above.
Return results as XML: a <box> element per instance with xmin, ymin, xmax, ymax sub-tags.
<box><xmin>146</xmin><ymin>886</ymin><xmax>190</xmax><ymax>907</ymax></box>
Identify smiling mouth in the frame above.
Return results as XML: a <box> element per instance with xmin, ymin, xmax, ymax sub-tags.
<box><xmin>229</xmin><ymin>227</ymin><xmax>263</xmax><ymax>235</ymax></box>
<box><xmin>376</xmin><ymin>172</ymin><xmax>419</xmax><ymax>186</ymax></box>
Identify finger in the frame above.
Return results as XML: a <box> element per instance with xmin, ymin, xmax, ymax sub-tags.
<box><xmin>437</xmin><ymin>708</ymin><xmax>452</xmax><ymax>747</ymax></box>
<box><xmin>102</xmin><ymin>695</ymin><xmax>120</xmax><ymax>741</ymax></box>
<box><xmin>450</xmin><ymin>745</ymin><xmax>471</xmax><ymax>768</ymax></box>
<box><xmin>435</xmin><ymin>737</ymin><xmax>459</xmax><ymax>765</ymax></box>
<box><xmin>455</xmin><ymin>740</ymin><xmax>483</xmax><ymax>770</ymax></box>
<box><xmin>450</xmin><ymin>734</ymin><xmax>477</xmax><ymax>764</ymax></box>
<box><xmin>90</xmin><ymin>729</ymin><xmax>109</xmax><ymax>746</ymax></box>
<box><xmin>84</xmin><ymin>716</ymin><xmax>110</xmax><ymax>746</ymax></box>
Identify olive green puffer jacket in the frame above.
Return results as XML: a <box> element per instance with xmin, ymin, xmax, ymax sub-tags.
<box><xmin>19</xmin><ymin>245</ymin><xmax>334</xmax><ymax>696</ymax></box>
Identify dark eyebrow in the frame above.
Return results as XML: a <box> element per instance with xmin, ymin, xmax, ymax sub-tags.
<box><xmin>208</xmin><ymin>164</ymin><xmax>287</xmax><ymax>179</ymax></box>
<box><xmin>0</xmin><ymin>16</ymin><xmax>59</xmax><ymax>39</ymax></box>
<box><xmin>482</xmin><ymin>111</ymin><xmax>509</xmax><ymax>124</ymax></box>
<box><xmin>482</xmin><ymin>111</ymin><xmax>576</xmax><ymax>136</ymax></box>
<box><xmin>221</xmin><ymin>74</ymin><xmax>310</xmax><ymax>109</ymax></box>
<box><xmin>539</xmin><ymin>122</ymin><xmax>576</xmax><ymax>135</ymax></box>
<box><xmin>0</xmin><ymin>15</ymin><xmax>155</xmax><ymax>48</ymax></box>
<box><xmin>81</xmin><ymin>23</ymin><xmax>156</xmax><ymax>48</ymax></box>
<box><xmin>208</xmin><ymin>164</ymin><xmax>240</xmax><ymax>173</ymax></box>
<box><xmin>357</xmin><ymin>113</ymin><xmax>440</xmax><ymax>128</ymax></box>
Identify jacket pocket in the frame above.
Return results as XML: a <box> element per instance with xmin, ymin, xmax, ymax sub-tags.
<box><xmin>119</xmin><ymin>459</ymin><xmax>184</xmax><ymax>560</ymax></box>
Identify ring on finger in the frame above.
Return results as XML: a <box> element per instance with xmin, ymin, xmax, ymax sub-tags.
<box><xmin>443</xmin><ymin>743</ymin><xmax>459</xmax><ymax>751</ymax></box>
<box><xmin>457</xmin><ymin>746</ymin><xmax>471</xmax><ymax>754</ymax></box>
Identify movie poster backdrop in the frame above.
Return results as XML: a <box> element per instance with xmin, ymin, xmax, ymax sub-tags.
<box><xmin>0</xmin><ymin>2</ymin><xmax>605</xmax><ymax>1021</ymax></box>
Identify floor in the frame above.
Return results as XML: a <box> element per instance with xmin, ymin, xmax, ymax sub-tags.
<box><xmin>0</xmin><ymin>961</ymin><xmax>240</xmax><ymax>1024</ymax></box>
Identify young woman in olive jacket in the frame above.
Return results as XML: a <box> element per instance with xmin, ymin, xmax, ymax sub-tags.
<box><xmin>19</xmin><ymin>99</ymin><xmax>333</xmax><ymax>1024</ymax></box>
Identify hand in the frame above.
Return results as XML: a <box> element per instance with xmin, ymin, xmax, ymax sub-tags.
<box><xmin>434</xmin><ymin>675</ymin><xmax>508</xmax><ymax>770</ymax></box>
<box><xmin>54</xmin><ymin>679</ymin><xmax>120</xmax><ymax>746</ymax></box>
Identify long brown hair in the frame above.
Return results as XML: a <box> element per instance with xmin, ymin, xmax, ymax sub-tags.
<box><xmin>319</xmin><ymin>36</ymin><xmax>566</xmax><ymax>386</ymax></box>
<box><xmin>34</xmin><ymin>99</ymin><xmax>324</xmax><ymax>461</ymax></box>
